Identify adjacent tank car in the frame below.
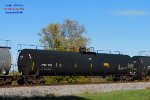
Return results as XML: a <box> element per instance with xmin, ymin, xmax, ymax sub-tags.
<box><xmin>132</xmin><ymin>56</ymin><xmax>150</xmax><ymax>80</ymax></box>
<box><xmin>0</xmin><ymin>47</ymin><xmax>11</xmax><ymax>75</ymax></box>
<box><xmin>0</xmin><ymin>40</ymin><xmax>13</xmax><ymax>85</ymax></box>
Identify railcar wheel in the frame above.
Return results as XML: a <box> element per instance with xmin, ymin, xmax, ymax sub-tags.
<box><xmin>17</xmin><ymin>78</ymin><xmax>25</xmax><ymax>85</ymax></box>
<box><xmin>144</xmin><ymin>76</ymin><xmax>149</xmax><ymax>81</ymax></box>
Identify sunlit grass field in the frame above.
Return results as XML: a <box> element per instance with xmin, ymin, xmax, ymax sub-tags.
<box><xmin>78</xmin><ymin>89</ymin><xmax>150</xmax><ymax>100</ymax></box>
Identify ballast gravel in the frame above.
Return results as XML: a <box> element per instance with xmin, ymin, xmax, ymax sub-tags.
<box><xmin>0</xmin><ymin>82</ymin><xmax>150</xmax><ymax>97</ymax></box>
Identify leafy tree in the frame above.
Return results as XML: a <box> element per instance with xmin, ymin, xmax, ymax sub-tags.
<box><xmin>38</xmin><ymin>23</ymin><xmax>64</xmax><ymax>50</ymax></box>
<box><xmin>38</xmin><ymin>19</ymin><xmax>90</xmax><ymax>51</ymax></box>
<box><xmin>61</xmin><ymin>19</ymin><xmax>90</xmax><ymax>51</ymax></box>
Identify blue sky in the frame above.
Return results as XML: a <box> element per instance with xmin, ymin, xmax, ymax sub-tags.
<box><xmin>0</xmin><ymin>0</ymin><xmax>150</xmax><ymax>62</ymax></box>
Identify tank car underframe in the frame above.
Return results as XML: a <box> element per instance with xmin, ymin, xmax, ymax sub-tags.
<box><xmin>26</xmin><ymin>75</ymin><xmax>45</xmax><ymax>84</ymax></box>
<box><xmin>17</xmin><ymin>75</ymin><xmax>45</xmax><ymax>85</ymax></box>
<box><xmin>112</xmin><ymin>74</ymin><xmax>134</xmax><ymax>82</ymax></box>
<box><xmin>112</xmin><ymin>74</ymin><xmax>150</xmax><ymax>82</ymax></box>
<box><xmin>18</xmin><ymin>66</ymin><xmax>45</xmax><ymax>84</ymax></box>
<box><xmin>0</xmin><ymin>76</ymin><xmax>13</xmax><ymax>85</ymax></box>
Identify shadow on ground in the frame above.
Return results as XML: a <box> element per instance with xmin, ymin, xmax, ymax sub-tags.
<box><xmin>0</xmin><ymin>95</ymin><xmax>89</xmax><ymax>100</ymax></box>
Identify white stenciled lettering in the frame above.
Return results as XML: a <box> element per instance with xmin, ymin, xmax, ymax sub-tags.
<box><xmin>41</xmin><ymin>64</ymin><xmax>47</xmax><ymax>66</ymax></box>
<box><xmin>41</xmin><ymin>64</ymin><xmax>53</xmax><ymax>67</ymax></box>
<box><xmin>48</xmin><ymin>64</ymin><xmax>52</xmax><ymax>66</ymax></box>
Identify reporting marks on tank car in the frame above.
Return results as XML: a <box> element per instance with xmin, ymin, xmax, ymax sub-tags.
<box><xmin>41</xmin><ymin>63</ymin><xmax>53</xmax><ymax>67</ymax></box>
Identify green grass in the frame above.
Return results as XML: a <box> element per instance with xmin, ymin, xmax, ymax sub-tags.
<box><xmin>78</xmin><ymin>89</ymin><xmax>150</xmax><ymax>100</ymax></box>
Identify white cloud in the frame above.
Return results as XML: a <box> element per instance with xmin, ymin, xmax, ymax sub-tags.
<box><xmin>113</xmin><ymin>9</ymin><xmax>150</xmax><ymax>16</ymax></box>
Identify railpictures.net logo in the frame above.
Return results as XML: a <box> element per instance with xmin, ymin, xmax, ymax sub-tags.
<box><xmin>4</xmin><ymin>4</ymin><xmax>24</xmax><ymax>14</ymax></box>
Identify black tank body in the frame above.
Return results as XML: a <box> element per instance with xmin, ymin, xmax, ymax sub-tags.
<box><xmin>18</xmin><ymin>49</ymin><xmax>132</xmax><ymax>76</ymax></box>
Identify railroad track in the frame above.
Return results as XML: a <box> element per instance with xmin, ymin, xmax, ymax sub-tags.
<box><xmin>1</xmin><ymin>80</ymin><xmax>150</xmax><ymax>88</ymax></box>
